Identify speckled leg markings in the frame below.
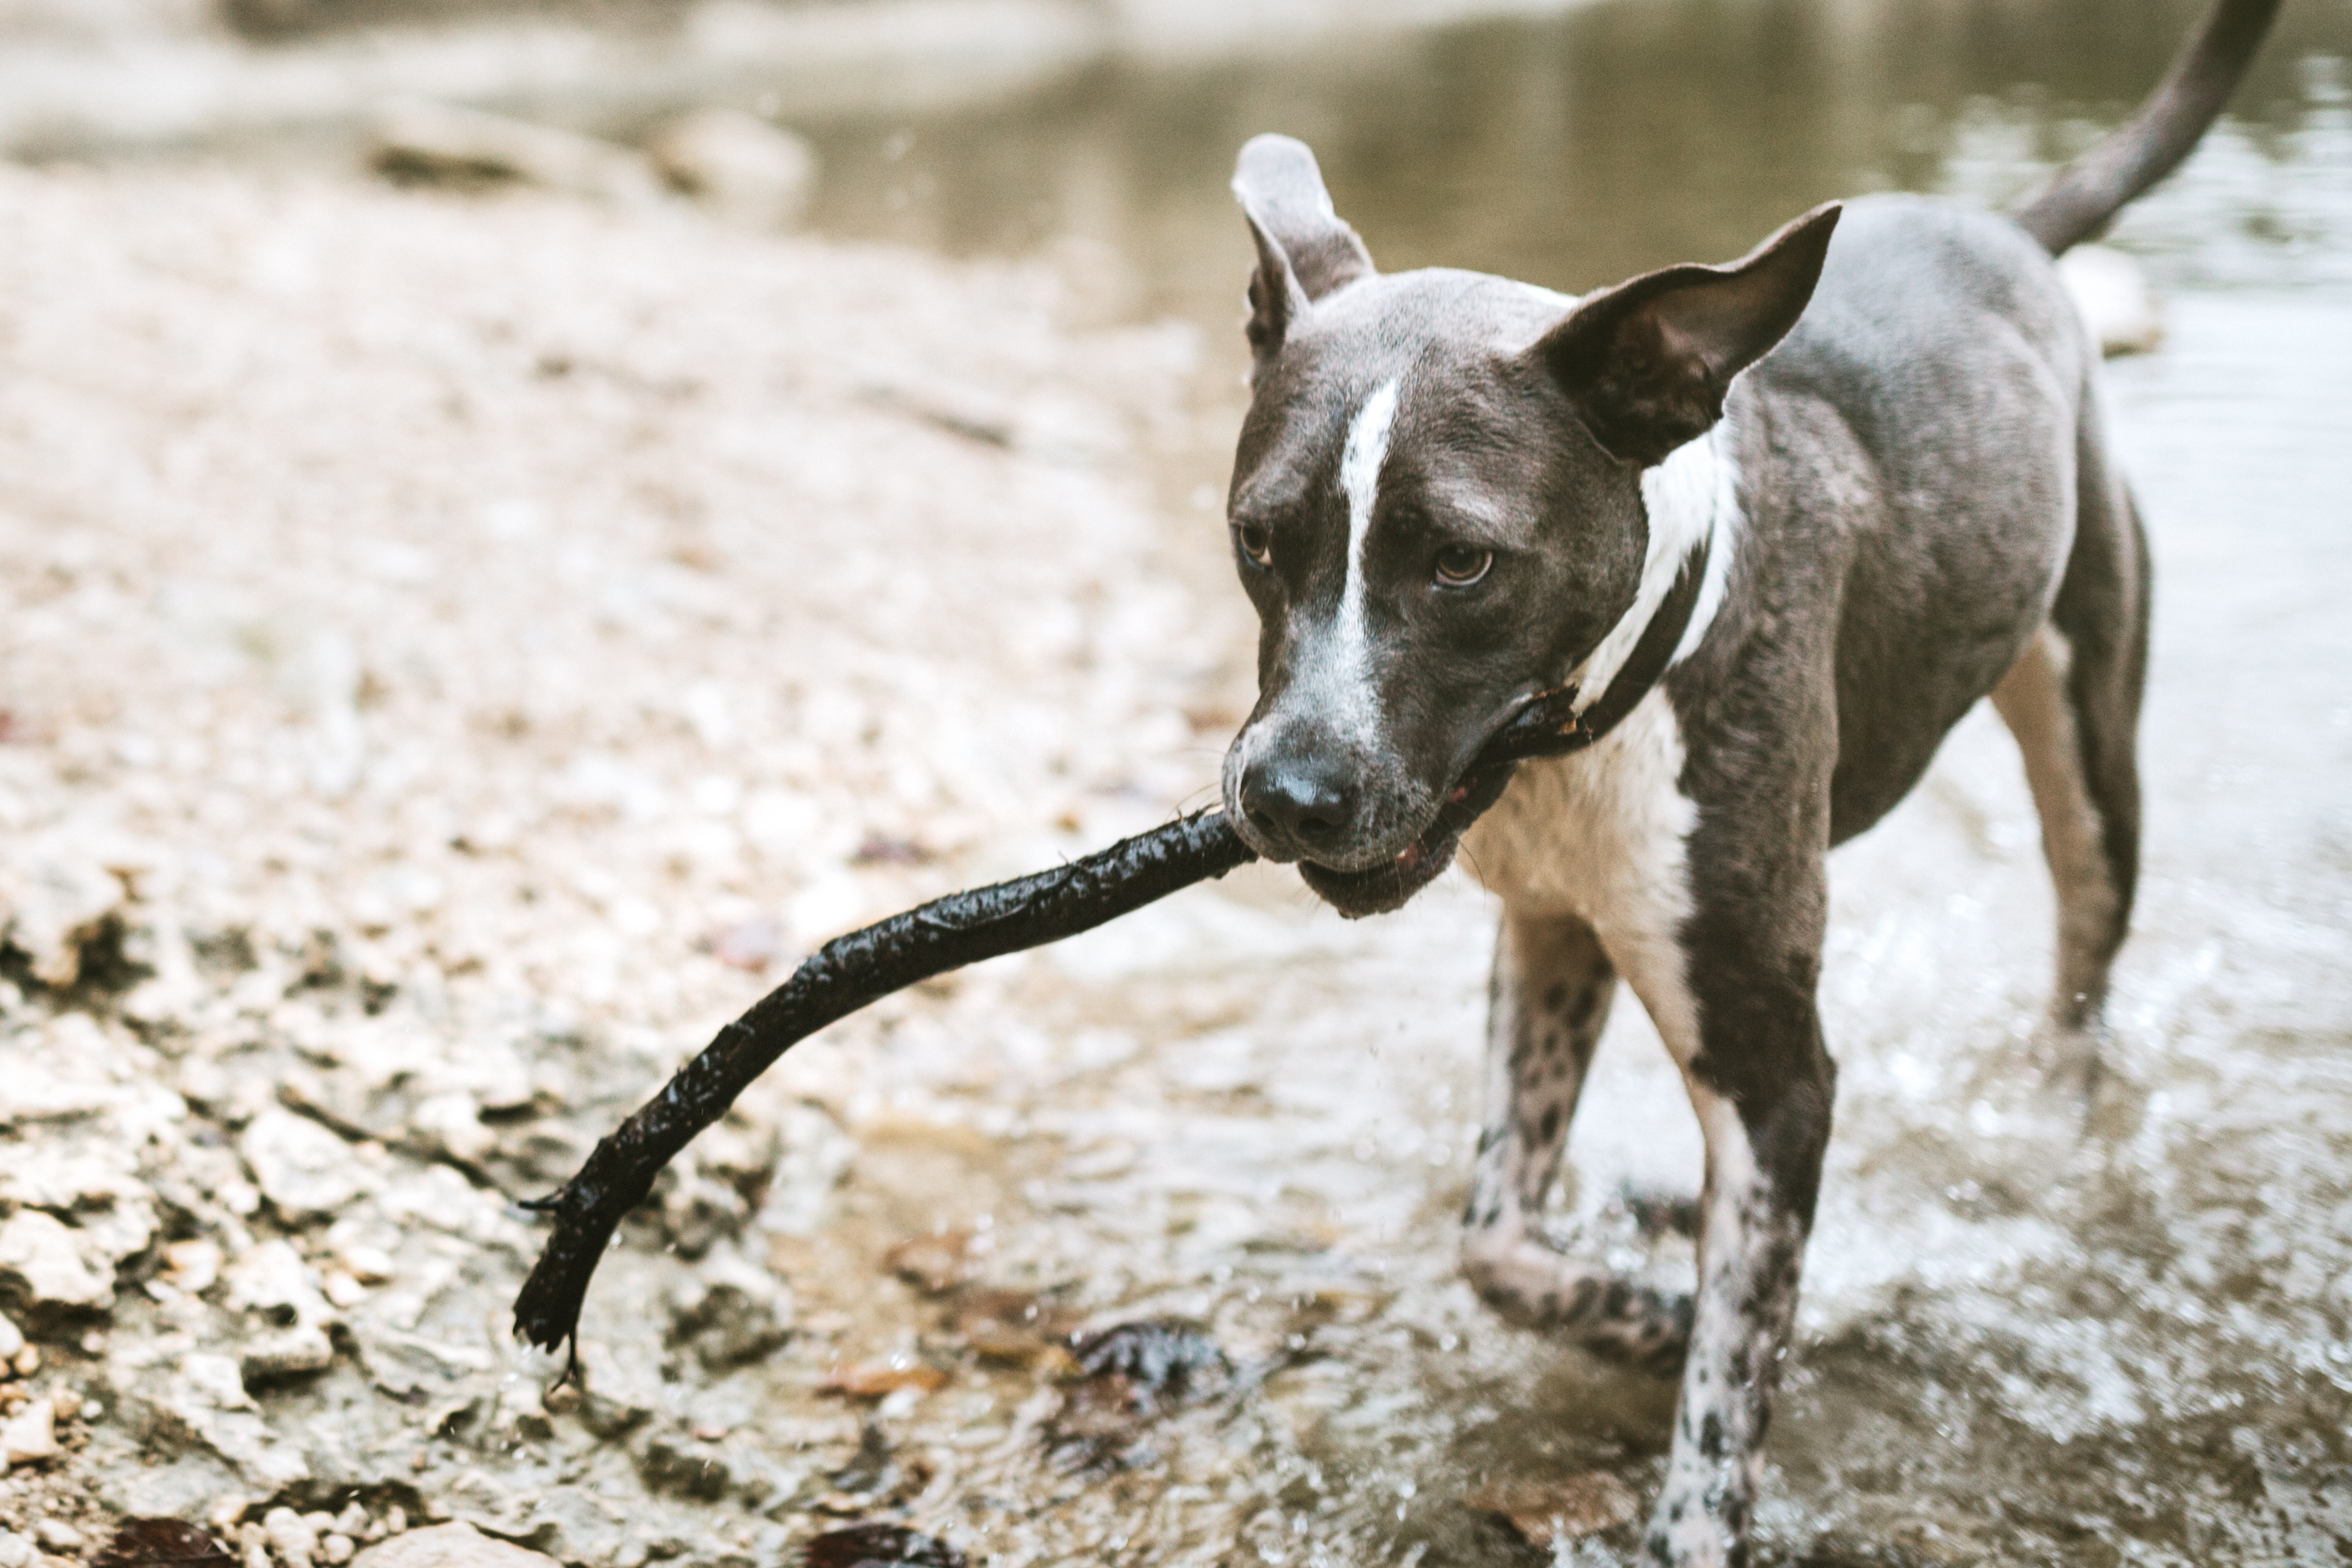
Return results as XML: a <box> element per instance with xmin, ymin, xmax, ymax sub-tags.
<box><xmin>1460</xmin><ymin>911</ymin><xmax>1695</xmax><ymax>1376</ymax></box>
<box><xmin>1642</xmin><ymin>1085</ymin><xmax>1811</xmax><ymax>1568</ymax></box>
<box><xmin>1992</xmin><ymin>625</ymin><xmax>2126</xmax><ymax>1031</ymax></box>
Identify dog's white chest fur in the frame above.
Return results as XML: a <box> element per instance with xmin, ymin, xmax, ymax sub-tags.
<box><xmin>1460</xmin><ymin>690</ymin><xmax>1704</xmax><ymax>1062</ymax></box>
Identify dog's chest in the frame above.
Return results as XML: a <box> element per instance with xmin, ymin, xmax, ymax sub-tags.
<box><xmin>1460</xmin><ymin>692</ymin><xmax>1697</xmax><ymax>930</ymax></box>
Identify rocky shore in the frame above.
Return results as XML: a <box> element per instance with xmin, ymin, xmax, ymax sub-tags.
<box><xmin>0</xmin><ymin>161</ymin><xmax>1316</xmax><ymax>1566</ymax></box>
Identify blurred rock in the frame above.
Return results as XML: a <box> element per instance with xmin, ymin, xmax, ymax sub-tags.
<box><xmin>238</xmin><ymin>1112</ymin><xmax>363</xmax><ymax>1223</ymax></box>
<box><xmin>1</xmin><ymin>1394</ymin><xmax>56</xmax><ymax>1465</ymax></box>
<box><xmin>1045</xmin><ymin>1319</ymin><xmax>1234</xmax><ymax>1469</ymax></box>
<box><xmin>752</xmin><ymin>1100</ymin><xmax>856</xmax><ymax>1238</ymax></box>
<box><xmin>948</xmin><ymin>1287</ymin><xmax>1082</xmax><ymax>1367</ymax></box>
<box><xmin>705</xmin><ymin>914</ymin><xmax>785</xmax><ymax>973</ymax></box>
<box><xmin>122</xmin><ymin>1350</ymin><xmax>310</xmax><ymax>1493</ymax></box>
<box><xmin>0</xmin><ymin>1209</ymin><xmax>115</xmax><ymax>1320</ymax></box>
<box><xmin>161</xmin><ymin>1239</ymin><xmax>223</xmax><ymax>1296</ymax></box>
<box><xmin>666</xmin><ymin>1248</ymin><xmax>791</xmax><ymax>1370</ymax></box>
<box><xmin>240</xmin><ymin>1323</ymin><xmax>335</xmax><ymax>1385</ymax></box>
<box><xmin>0</xmin><ymin>844</ymin><xmax>125</xmax><ymax>989</ymax></box>
<box><xmin>655</xmin><ymin>1115</ymin><xmax>773</xmax><ymax>1258</ymax></box>
<box><xmin>370</xmin><ymin>99</ymin><xmax>663</xmax><ymax>207</ymax></box>
<box><xmin>646</xmin><ymin>109</ymin><xmax>818</xmax><ymax>230</ymax></box>
<box><xmin>2058</xmin><ymin>243</ymin><xmax>2164</xmax><ymax>357</ymax></box>
<box><xmin>1067</xmin><ymin>1318</ymin><xmax>1232</xmax><ymax>1403</ymax></box>
<box><xmin>263</xmin><ymin>1508</ymin><xmax>317</xmax><ymax>1568</ymax></box>
<box><xmin>0</xmin><ymin>1310</ymin><xmax>21</xmax><ymax>1359</ymax></box>
<box><xmin>881</xmin><ymin>1231</ymin><xmax>976</xmax><ymax>1296</ymax></box>
<box><xmin>348</xmin><ymin>1523</ymin><xmax>559</xmax><ymax>1568</ymax></box>
<box><xmin>820</xmin><ymin>1358</ymin><xmax>949</xmax><ymax>1399</ymax></box>
<box><xmin>1462</xmin><ymin>1472</ymin><xmax>1642</xmax><ymax>1547</ymax></box>
<box><xmin>0</xmin><ymin>0</ymin><xmax>211</xmax><ymax>45</ymax></box>
<box><xmin>636</xmin><ymin>1430</ymin><xmax>734</xmax><ymax>1501</ymax></box>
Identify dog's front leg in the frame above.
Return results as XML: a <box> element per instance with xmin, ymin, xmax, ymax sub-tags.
<box><xmin>1642</xmin><ymin>927</ymin><xmax>1835</xmax><ymax>1567</ymax></box>
<box><xmin>1461</xmin><ymin>909</ymin><xmax>1694</xmax><ymax>1374</ymax></box>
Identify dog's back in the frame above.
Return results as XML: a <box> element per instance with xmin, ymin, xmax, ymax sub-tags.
<box><xmin>1730</xmin><ymin>194</ymin><xmax>2108</xmax><ymax>843</ymax></box>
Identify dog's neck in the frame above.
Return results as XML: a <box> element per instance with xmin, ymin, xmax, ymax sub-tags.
<box><xmin>1564</xmin><ymin>426</ymin><xmax>1741</xmax><ymax>709</ymax></box>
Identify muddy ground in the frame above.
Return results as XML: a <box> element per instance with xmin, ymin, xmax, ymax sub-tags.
<box><xmin>0</xmin><ymin>161</ymin><xmax>1281</xmax><ymax>1565</ymax></box>
<box><xmin>2</xmin><ymin>133</ymin><xmax>2349</xmax><ymax>1568</ymax></box>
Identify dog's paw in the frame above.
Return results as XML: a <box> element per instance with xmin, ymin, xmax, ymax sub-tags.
<box><xmin>1466</xmin><ymin>1245</ymin><xmax>1694</xmax><ymax>1377</ymax></box>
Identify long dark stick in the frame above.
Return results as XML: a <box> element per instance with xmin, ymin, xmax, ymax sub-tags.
<box><xmin>513</xmin><ymin>809</ymin><xmax>1258</xmax><ymax>1355</ymax></box>
<box><xmin>512</xmin><ymin>544</ymin><xmax>1711</xmax><ymax>1360</ymax></box>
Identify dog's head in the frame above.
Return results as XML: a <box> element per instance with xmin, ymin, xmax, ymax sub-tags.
<box><xmin>1216</xmin><ymin>135</ymin><xmax>1838</xmax><ymax>916</ymax></box>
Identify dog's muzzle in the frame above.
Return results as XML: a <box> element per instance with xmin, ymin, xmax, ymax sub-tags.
<box><xmin>1292</xmin><ymin>760</ymin><xmax>1518</xmax><ymax>918</ymax></box>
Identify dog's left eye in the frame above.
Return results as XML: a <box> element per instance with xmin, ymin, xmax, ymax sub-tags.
<box><xmin>1235</xmin><ymin>524</ymin><xmax>1274</xmax><ymax>568</ymax></box>
<box><xmin>1433</xmin><ymin>544</ymin><xmax>1493</xmax><ymax>587</ymax></box>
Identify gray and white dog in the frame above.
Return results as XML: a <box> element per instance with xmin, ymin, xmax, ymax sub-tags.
<box><xmin>1214</xmin><ymin>0</ymin><xmax>2279</xmax><ymax>1560</ymax></box>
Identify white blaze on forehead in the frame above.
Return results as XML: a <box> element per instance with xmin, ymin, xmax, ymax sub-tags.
<box><xmin>1322</xmin><ymin>377</ymin><xmax>1401</xmax><ymax>731</ymax></box>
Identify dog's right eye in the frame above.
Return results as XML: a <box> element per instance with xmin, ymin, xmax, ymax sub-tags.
<box><xmin>1433</xmin><ymin>544</ymin><xmax>1494</xmax><ymax>587</ymax></box>
<box><xmin>1235</xmin><ymin>524</ymin><xmax>1274</xmax><ymax>568</ymax></box>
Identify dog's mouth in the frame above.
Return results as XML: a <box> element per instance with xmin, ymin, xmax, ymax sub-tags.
<box><xmin>1296</xmin><ymin>760</ymin><xmax>1519</xmax><ymax>919</ymax></box>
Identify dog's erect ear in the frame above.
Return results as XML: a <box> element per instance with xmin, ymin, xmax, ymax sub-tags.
<box><xmin>1232</xmin><ymin>134</ymin><xmax>1375</xmax><ymax>363</ymax></box>
<box><xmin>1535</xmin><ymin>203</ymin><xmax>1841</xmax><ymax>466</ymax></box>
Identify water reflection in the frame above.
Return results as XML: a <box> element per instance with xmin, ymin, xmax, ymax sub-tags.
<box><xmin>793</xmin><ymin>0</ymin><xmax>2352</xmax><ymax>312</ymax></box>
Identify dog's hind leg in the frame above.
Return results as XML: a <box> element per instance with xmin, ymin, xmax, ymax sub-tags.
<box><xmin>1993</xmin><ymin>449</ymin><xmax>2149</xmax><ymax>1032</ymax></box>
<box><xmin>1461</xmin><ymin>908</ymin><xmax>1693</xmax><ymax>1374</ymax></box>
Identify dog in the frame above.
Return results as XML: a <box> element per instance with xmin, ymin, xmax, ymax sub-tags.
<box><xmin>1212</xmin><ymin>0</ymin><xmax>2278</xmax><ymax>1560</ymax></box>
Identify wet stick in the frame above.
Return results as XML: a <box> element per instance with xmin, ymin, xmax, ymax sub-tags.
<box><xmin>513</xmin><ymin>723</ymin><xmax>1565</xmax><ymax>1361</ymax></box>
<box><xmin>511</xmin><ymin>809</ymin><xmax>1258</xmax><ymax>1358</ymax></box>
<box><xmin>512</xmin><ymin>549</ymin><xmax>1706</xmax><ymax>1361</ymax></box>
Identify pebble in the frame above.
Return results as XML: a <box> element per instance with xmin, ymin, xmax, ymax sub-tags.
<box><xmin>242</xmin><ymin>1323</ymin><xmax>336</xmax><ymax>1383</ymax></box>
<box><xmin>0</xmin><ymin>1530</ymin><xmax>31</xmax><ymax>1568</ymax></box>
<box><xmin>1462</xmin><ymin>1472</ymin><xmax>1642</xmax><ymax>1547</ymax></box>
<box><xmin>265</xmin><ymin>1506</ymin><xmax>318</xmax><ymax>1568</ymax></box>
<box><xmin>346</xmin><ymin>1522</ymin><xmax>562</xmax><ymax>1568</ymax></box>
<box><xmin>164</xmin><ymin>1238</ymin><xmax>225</xmax><ymax>1294</ymax></box>
<box><xmin>1</xmin><ymin>1396</ymin><xmax>58</xmax><ymax>1466</ymax></box>
<box><xmin>370</xmin><ymin>100</ymin><xmax>663</xmax><ymax>208</ymax></box>
<box><xmin>0</xmin><ymin>1310</ymin><xmax>22</xmax><ymax>1360</ymax></box>
<box><xmin>646</xmin><ymin>109</ymin><xmax>817</xmax><ymax>230</ymax></box>
<box><xmin>32</xmin><ymin>1519</ymin><xmax>81</xmax><ymax>1552</ymax></box>
<box><xmin>0</xmin><ymin>847</ymin><xmax>123</xmax><ymax>987</ymax></box>
<box><xmin>0</xmin><ymin>1210</ymin><xmax>114</xmax><ymax>1314</ymax></box>
<box><xmin>237</xmin><ymin>1112</ymin><xmax>365</xmax><ymax>1222</ymax></box>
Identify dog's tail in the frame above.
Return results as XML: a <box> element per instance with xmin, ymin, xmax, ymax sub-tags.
<box><xmin>2012</xmin><ymin>0</ymin><xmax>2283</xmax><ymax>254</ymax></box>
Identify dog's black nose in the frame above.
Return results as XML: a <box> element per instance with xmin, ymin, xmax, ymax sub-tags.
<box><xmin>1240</xmin><ymin>756</ymin><xmax>1357</xmax><ymax>856</ymax></box>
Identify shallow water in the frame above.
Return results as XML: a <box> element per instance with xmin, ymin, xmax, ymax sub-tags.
<box><xmin>762</xmin><ymin>3</ymin><xmax>2352</xmax><ymax>1563</ymax></box>
<box><xmin>795</xmin><ymin>0</ymin><xmax>2352</xmax><ymax>308</ymax></box>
